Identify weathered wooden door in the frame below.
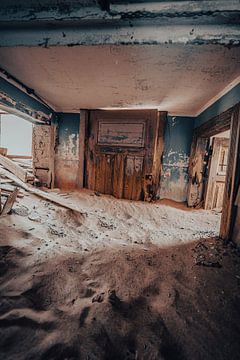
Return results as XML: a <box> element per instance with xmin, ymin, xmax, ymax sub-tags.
<box><xmin>204</xmin><ymin>137</ymin><xmax>229</xmax><ymax>210</ymax></box>
<box><xmin>85</xmin><ymin>110</ymin><xmax>165</xmax><ymax>200</ymax></box>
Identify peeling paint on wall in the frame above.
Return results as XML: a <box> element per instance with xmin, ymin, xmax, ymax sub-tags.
<box><xmin>54</xmin><ymin>112</ymin><xmax>80</xmax><ymax>189</ymax></box>
<box><xmin>32</xmin><ymin>124</ymin><xmax>55</xmax><ymax>187</ymax></box>
<box><xmin>56</xmin><ymin>133</ymin><xmax>79</xmax><ymax>161</ymax></box>
<box><xmin>160</xmin><ymin>116</ymin><xmax>194</xmax><ymax>202</ymax></box>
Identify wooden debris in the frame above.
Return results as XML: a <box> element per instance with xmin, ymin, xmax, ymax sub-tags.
<box><xmin>0</xmin><ymin>167</ymin><xmax>85</xmax><ymax>215</ymax></box>
<box><xmin>0</xmin><ymin>189</ymin><xmax>24</xmax><ymax>198</ymax></box>
<box><xmin>0</xmin><ymin>179</ymin><xmax>13</xmax><ymax>184</ymax></box>
<box><xmin>7</xmin><ymin>155</ymin><xmax>32</xmax><ymax>160</ymax></box>
<box><xmin>0</xmin><ymin>154</ymin><xmax>28</xmax><ymax>182</ymax></box>
<box><xmin>0</xmin><ymin>187</ymin><xmax>19</xmax><ymax>216</ymax></box>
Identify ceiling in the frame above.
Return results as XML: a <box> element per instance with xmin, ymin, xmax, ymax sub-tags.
<box><xmin>0</xmin><ymin>44</ymin><xmax>239</xmax><ymax>116</ymax></box>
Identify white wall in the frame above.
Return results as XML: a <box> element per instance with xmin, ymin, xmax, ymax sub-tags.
<box><xmin>0</xmin><ymin>114</ymin><xmax>32</xmax><ymax>156</ymax></box>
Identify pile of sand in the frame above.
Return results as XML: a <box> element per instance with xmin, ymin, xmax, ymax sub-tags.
<box><xmin>0</xmin><ymin>217</ymin><xmax>240</xmax><ymax>359</ymax></box>
<box><xmin>0</xmin><ymin>191</ymin><xmax>238</xmax><ymax>359</ymax></box>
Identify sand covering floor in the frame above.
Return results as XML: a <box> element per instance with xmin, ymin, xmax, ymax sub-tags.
<box><xmin>0</xmin><ymin>190</ymin><xmax>239</xmax><ymax>359</ymax></box>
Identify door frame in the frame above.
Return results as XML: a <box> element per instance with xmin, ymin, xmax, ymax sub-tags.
<box><xmin>187</xmin><ymin>103</ymin><xmax>240</xmax><ymax>241</ymax></box>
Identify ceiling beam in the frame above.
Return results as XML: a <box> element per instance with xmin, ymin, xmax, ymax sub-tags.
<box><xmin>0</xmin><ymin>1</ymin><xmax>239</xmax><ymax>47</ymax></box>
<box><xmin>0</xmin><ymin>75</ymin><xmax>55</xmax><ymax>124</ymax></box>
<box><xmin>0</xmin><ymin>24</ymin><xmax>239</xmax><ymax>47</ymax></box>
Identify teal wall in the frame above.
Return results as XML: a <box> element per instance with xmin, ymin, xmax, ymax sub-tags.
<box><xmin>54</xmin><ymin>112</ymin><xmax>80</xmax><ymax>189</ymax></box>
<box><xmin>160</xmin><ymin>116</ymin><xmax>195</xmax><ymax>202</ymax></box>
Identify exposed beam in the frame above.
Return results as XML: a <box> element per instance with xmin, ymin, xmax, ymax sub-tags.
<box><xmin>0</xmin><ymin>1</ymin><xmax>239</xmax><ymax>23</ymax></box>
<box><xmin>0</xmin><ymin>1</ymin><xmax>239</xmax><ymax>46</ymax></box>
<box><xmin>0</xmin><ymin>76</ymin><xmax>55</xmax><ymax>124</ymax></box>
<box><xmin>0</xmin><ymin>24</ymin><xmax>239</xmax><ymax>47</ymax></box>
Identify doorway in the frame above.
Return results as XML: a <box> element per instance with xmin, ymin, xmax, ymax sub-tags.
<box><xmin>188</xmin><ymin>104</ymin><xmax>240</xmax><ymax>240</ymax></box>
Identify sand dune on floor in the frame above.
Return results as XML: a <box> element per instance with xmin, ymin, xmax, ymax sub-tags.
<box><xmin>1</xmin><ymin>191</ymin><xmax>237</xmax><ymax>359</ymax></box>
<box><xmin>1</xmin><ymin>216</ymin><xmax>240</xmax><ymax>360</ymax></box>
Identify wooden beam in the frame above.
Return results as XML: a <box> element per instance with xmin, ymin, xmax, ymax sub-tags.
<box><xmin>0</xmin><ymin>154</ymin><xmax>28</xmax><ymax>182</ymax></box>
<box><xmin>194</xmin><ymin>107</ymin><xmax>232</xmax><ymax>138</ymax></box>
<box><xmin>7</xmin><ymin>155</ymin><xmax>32</xmax><ymax>159</ymax></box>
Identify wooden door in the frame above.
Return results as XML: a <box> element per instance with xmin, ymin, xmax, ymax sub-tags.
<box><xmin>204</xmin><ymin>137</ymin><xmax>229</xmax><ymax>210</ymax></box>
<box><xmin>85</xmin><ymin>110</ymin><xmax>165</xmax><ymax>201</ymax></box>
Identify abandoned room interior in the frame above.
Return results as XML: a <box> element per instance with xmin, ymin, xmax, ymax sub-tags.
<box><xmin>0</xmin><ymin>1</ymin><xmax>240</xmax><ymax>359</ymax></box>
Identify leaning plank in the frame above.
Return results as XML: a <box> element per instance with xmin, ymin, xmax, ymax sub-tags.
<box><xmin>0</xmin><ymin>154</ymin><xmax>28</xmax><ymax>182</ymax></box>
<box><xmin>0</xmin><ymin>167</ymin><xmax>85</xmax><ymax>215</ymax></box>
<box><xmin>7</xmin><ymin>155</ymin><xmax>32</xmax><ymax>160</ymax></box>
<box><xmin>1</xmin><ymin>188</ymin><xmax>19</xmax><ymax>216</ymax></box>
<box><xmin>1</xmin><ymin>190</ymin><xmax>24</xmax><ymax>198</ymax></box>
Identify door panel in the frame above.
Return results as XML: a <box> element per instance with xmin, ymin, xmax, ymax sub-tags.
<box><xmin>204</xmin><ymin>137</ymin><xmax>229</xmax><ymax>210</ymax></box>
<box><xmin>85</xmin><ymin>110</ymin><xmax>164</xmax><ymax>201</ymax></box>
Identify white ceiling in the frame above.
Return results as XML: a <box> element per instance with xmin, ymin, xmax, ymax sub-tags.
<box><xmin>0</xmin><ymin>44</ymin><xmax>239</xmax><ymax>116</ymax></box>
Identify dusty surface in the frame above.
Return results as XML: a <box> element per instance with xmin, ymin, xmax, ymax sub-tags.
<box><xmin>1</xmin><ymin>190</ymin><xmax>240</xmax><ymax>359</ymax></box>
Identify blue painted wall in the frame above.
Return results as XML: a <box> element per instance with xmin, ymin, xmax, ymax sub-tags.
<box><xmin>56</xmin><ymin>112</ymin><xmax>80</xmax><ymax>156</ymax></box>
<box><xmin>160</xmin><ymin>116</ymin><xmax>195</xmax><ymax>202</ymax></box>
<box><xmin>195</xmin><ymin>83</ymin><xmax>240</xmax><ymax>128</ymax></box>
<box><xmin>55</xmin><ymin>112</ymin><xmax>80</xmax><ymax>189</ymax></box>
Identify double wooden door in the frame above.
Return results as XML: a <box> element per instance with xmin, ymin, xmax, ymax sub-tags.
<box><xmin>85</xmin><ymin>110</ymin><xmax>165</xmax><ymax>201</ymax></box>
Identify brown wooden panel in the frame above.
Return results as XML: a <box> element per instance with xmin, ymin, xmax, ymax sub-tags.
<box><xmin>123</xmin><ymin>155</ymin><xmax>134</xmax><ymax>199</ymax></box>
<box><xmin>104</xmin><ymin>154</ymin><xmax>114</xmax><ymax>195</ymax></box>
<box><xmin>113</xmin><ymin>154</ymin><xmax>125</xmax><ymax>199</ymax></box>
<box><xmin>131</xmin><ymin>156</ymin><xmax>144</xmax><ymax>200</ymax></box>
<box><xmin>98</xmin><ymin>121</ymin><xmax>145</xmax><ymax>147</ymax></box>
<box><xmin>95</xmin><ymin>155</ymin><xmax>104</xmax><ymax>193</ymax></box>
<box><xmin>195</xmin><ymin>107</ymin><xmax>232</xmax><ymax>138</ymax></box>
<box><xmin>220</xmin><ymin>104</ymin><xmax>240</xmax><ymax>240</ymax></box>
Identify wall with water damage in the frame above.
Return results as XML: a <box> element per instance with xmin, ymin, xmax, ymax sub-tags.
<box><xmin>54</xmin><ymin>113</ymin><xmax>80</xmax><ymax>189</ymax></box>
<box><xmin>160</xmin><ymin>116</ymin><xmax>195</xmax><ymax>202</ymax></box>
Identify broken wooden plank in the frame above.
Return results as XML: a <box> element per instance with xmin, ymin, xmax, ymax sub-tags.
<box><xmin>0</xmin><ymin>183</ymin><xmax>25</xmax><ymax>194</ymax></box>
<box><xmin>0</xmin><ymin>167</ymin><xmax>85</xmax><ymax>215</ymax></box>
<box><xmin>7</xmin><ymin>155</ymin><xmax>32</xmax><ymax>160</ymax></box>
<box><xmin>1</xmin><ymin>189</ymin><xmax>24</xmax><ymax>198</ymax></box>
<box><xmin>0</xmin><ymin>178</ymin><xmax>13</xmax><ymax>184</ymax></box>
<box><xmin>0</xmin><ymin>188</ymin><xmax>19</xmax><ymax>216</ymax></box>
<box><xmin>0</xmin><ymin>154</ymin><xmax>28</xmax><ymax>182</ymax></box>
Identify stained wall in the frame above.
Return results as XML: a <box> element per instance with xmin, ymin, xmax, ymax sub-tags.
<box><xmin>159</xmin><ymin>116</ymin><xmax>195</xmax><ymax>202</ymax></box>
<box><xmin>32</xmin><ymin>124</ymin><xmax>55</xmax><ymax>187</ymax></box>
<box><xmin>54</xmin><ymin>113</ymin><xmax>80</xmax><ymax>189</ymax></box>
